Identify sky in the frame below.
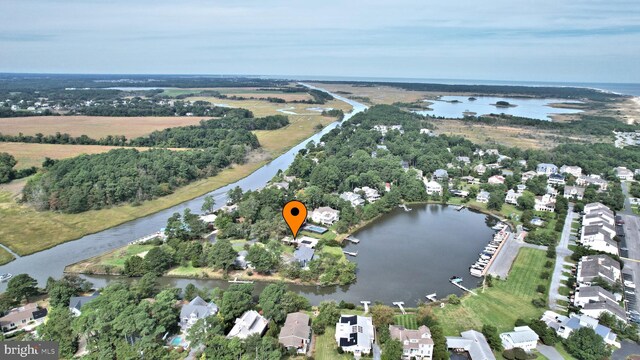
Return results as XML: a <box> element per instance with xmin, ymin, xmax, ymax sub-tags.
<box><xmin>1</xmin><ymin>0</ymin><xmax>639</xmax><ymax>83</ymax></box>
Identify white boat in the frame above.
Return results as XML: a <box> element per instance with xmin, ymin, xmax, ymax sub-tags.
<box><xmin>0</xmin><ymin>273</ymin><xmax>12</xmax><ymax>282</ymax></box>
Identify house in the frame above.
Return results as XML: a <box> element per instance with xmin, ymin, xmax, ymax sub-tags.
<box><xmin>536</xmin><ymin>163</ymin><xmax>558</xmax><ymax>176</ymax></box>
<box><xmin>373</xmin><ymin>124</ymin><xmax>403</xmax><ymax>135</ymax></box>
<box><xmin>486</xmin><ymin>163</ymin><xmax>501</xmax><ymax>169</ymax></box>
<box><xmin>446</xmin><ymin>330</ymin><xmax>496</xmax><ymax>360</ymax></box>
<box><xmin>546</xmin><ymin>185</ymin><xmax>559</xmax><ymax>196</ymax></box>
<box><xmin>581</xmin><ymin>299</ymin><xmax>627</xmax><ymax>323</ymax></box>
<box><xmin>583</xmin><ymin>202</ymin><xmax>613</xmax><ymax>216</ymax></box>
<box><xmin>0</xmin><ymin>303</ymin><xmax>48</xmax><ymax>334</ymax></box>
<box><xmin>486</xmin><ymin>149</ymin><xmax>500</xmax><ymax>156</ymax></box>
<box><xmin>547</xmin><ymin>173</ymin><xmax>566</xmax><ymax>185</ymax></box>
<box><xmin>69</xmin><ymin>292</ymin><xmax>100</xmax><ymax>316</ymax></box>
<box><xmin>614</xmin><ymin>166</ymin><xmax>634</xmax><ymax>180</ymax></box>
<box><xmin>563</xmin><ymin>186</ymin><xmax>585</xmax><ymax>200</ymax></box>
<box><xmin>310</xmin><ymin>207</ymin><xmax>340</xmax><ymax>225</ymax></box>
<box><xmin>516</xmin><ymin>184</ymin><xmax>527</xmax><ymax>193</ymax></box>
<box><xmin>487</xmin><ymin>175</ymin><xmax>505</xmax><ymax>185</ymax></box>
<box><xmin>335</xmin><ymin>315</ymin><xmax>375</xmax><ymax>355</ymax></box>
<box><xmin>541</xmin><ymin>311</ymin><xmax>620</xmax><ymax>348</ymax></box>
<box><xmin>278</xmin><ymin>312</ymin><xmax>311</xmax><ymax>354</ymax></box>
<box><xmin>580</xmin><ymin>225</ymin><xmax>619</xmax><ymax>255</ymax></box>
<box><xmin>451</xmin><ymin>189</ymin><xmax>470</xmax><ymax>198</ymax></box>
<box><xmin>340</xmin><ymin>192</ymin><xmax>365</xmax><ymax>207</ymax></box>
<box><xmin>501</xmin><ymin>169</ymin><xmax>514</xmax><ymax>177</ymax></box>
<box><xmin>521</xmin><ymin>171</ymin><xmax>538</xmax><ymax>182</ymax></box>
<box><xmin>385</xmin><ymin>182</ymin><xmax>392</xmax><ymax>192</ymax></box>
<box><xmin>355</xmin><ymin>186</ymin><xmax>381</xmax><ymax>203</ymax></box>
<box><xmin>235</xmin><ymin>250</ymin><xmax>249</xmax><ymax>269</ymax></box>
<box><xmin>574</xmin><ymin>286</ymin><xmax>619</xmax><ymax>308</ymax></box>
<box><xmin>576</xmin><ymin>175</ymin><xmax>608</xmax><ymax>191</ymax></box>
<box><xmin>581</xmin><ymin>220</ymin><xmax>616</xmax><ymax>238</ymax></box>
<box><xmin>420</xmin><ymin>128</ymin><xmax>434</xmax><ymax>136</ymax></box>
<box><xmin>476</xmin><ymin>191</ymin><xmax>490</xmax><ymax>203</ymax></box>
<box><xmin>461</xmin><ymin>176</ymin><xmax>480</xmax><ymax>185</ymax></box>
<box><xmin>499</xmin><ymin>326</ymin><xmax>539</xmax><ymax>352</ymax></box>
<box><xmin>270</xmin><ymin>181</ymin><xmax>290</xmax><ymax>190</ymax></box>
<box><xmin>474</xmin><ymin>164</ymin><xmax>487</xmax><ymax>175</ymax></box>
<box><xmin>497</xmin><ymin>155</ymin><xmax>511</xmax><ymax>163</ymax></box>
<box><xmin>456</xmin><ymin>156</ymin><xmax>471</xmax><ymax>164</ymax></box>
<box><xmin>389</xmin><ymin>324</ymin><xmax>434</xmax><ymax>360</ymax></box>
<box><xmin>227</xmin><ymin>310</ymin><xmax>269</xmax><ymax>339</ymax></box>
<box><xmin>505</xmin><ymin>189</ymin><xmax>521</xmax><ymax>205</ymax></box>
<box><xmin>433</xmin><ymin>169</ymin><xmax>449</xmax><ymax>180</ymax></box>
<box><xmin>293</xmin><ymin>247</ymin><xmax>315</xmax><ymax>268</ymax></box>
<box><xmin>560</xmin><ymin>165</ymin><xmax>583</xmax><ymax>177</ymax></box>
<box><xmin>576</xmin><ymin>255</ymin><xmax>621</xmax><ymax>286</ymax></box>
<box><xmin>180</xmin><ymin>296</ymin><xmax>219</xmax><ymax>330</ymax></box>
<box><xmin>534</xmin><ymin>194</ymin><xmax>556</xmax><ymax>212</ymax></box>
<box><xmin>424</xmin><ymin>180</ymin><xmax>443</xmax><ymax>196</ymax></box>
<box><xmin>517</xmin><ymin>160</ymin><xmax>527</xmax><ymax>167</ymax></box>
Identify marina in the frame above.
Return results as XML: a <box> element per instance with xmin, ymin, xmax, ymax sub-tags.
<box><xmin>469</xmin><ymin>226</ymin><xmax>511</xmax><ymax>278</ymax></box>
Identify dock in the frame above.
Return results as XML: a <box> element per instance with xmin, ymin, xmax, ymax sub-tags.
<box><xmin>399</xmin><ymin>204</ymin><xmax>412</xmax><ymax>212</ymax></box>
<box><xmin>392</xmin><ymin>302</ymin><xmax>406</xmax><ymax>314</ymax></box>
<box><xmin>456</xmin><ymin>205</ymin><xmax>466</xmax><ymax>211</ymax></box>
<box><xmin>449</xmin><ymin>278</ymin><xmax>477</xmax><ymax>296</ymax></box>
<box><xmin>228</xmin><ymin>277</ymin><xmax>254</xmax><ymax>284</ymax></box>
<box><xmin>346</xmin><ymin>236</ymin><xmax>360</xmax><ymax>244</ymax></box>
<box><xmin>425</xmin><ymin>293</ymin><xmax>438</xmax><ymax>302</ymax></box>
<box><xmin>343</xmin><ymin>250</ymin><xmax>358</xmax><ymax>257</ymax></box>
<box><xmin>360</xmin><ymin>301</ymin><xmax>371</xmax><ymax>314</ymax></box>
<box><xmin>129</xmin><ymin>231</ymin><xmax>166</xmax><ymax>245</ymax></box>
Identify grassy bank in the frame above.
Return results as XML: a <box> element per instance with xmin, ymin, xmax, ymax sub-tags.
<box><xmin>433</xmin><ymin>247</ymin><xmax>551</xmax><ymax>335</ymax></box>
<box><xmin>0</xmin><ymin>247</ymin><xmax>14</xmax><ymax>265</ymax></box>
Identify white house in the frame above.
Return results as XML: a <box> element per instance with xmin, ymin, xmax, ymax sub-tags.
<box><xmin>355</xmin><ymin>186</ymin><xmax>381</xmax><ymax>203</ymax></box>
<box><xmin>541</xmin><ymin>311</ymin><xmax>620</xmax><ymax>348</ymax></box>
<box><xmin>581</xmin><ymin>299</ymin><xmax>627</xmax><ymax>323</ymax></box>
<box><xmin>340</xmin><ymin>192</ymin><xmax>365</xmax><ymax>207</ymax></box>
<box><xmin>563</xmin><ymin>186</ymin><xmax>585</xmax><ymax>200</ymax></box>
<box><xmin>521</xmin><ymin>171</ymin><xmax>538</xmax><ymax>182</ymax></box>
<box><xmin>390</xmin><ymin>324</ymin><xmax>434</xmax><ymax>360</ymax></box>
<box><xmin>576</xmin><ymin>254</ymin><xmax>621</xmax><ymax>286</ymax></box>
<box><xmin>335</xmin><ymin>315</ymin><xmax>374</xmax><ymax>356</ymax></box>
<box><xmin>476</xmin><ymin>191</ymin><xmax>490</xmax><ymax>203</ymax></box>
<box><xmin>499</xmin><ymin>326</ymin><xmax>539</xmax><ymax>352</ymax></box>
<box><xmin>424</xmin><ymin>179</ymin><xmax>443</xmax><ymax>196</ymax></box>
<box><xmin>576</xmin><ymin>175</ymin><xmax>608</xmax><ymax>191</ymax></box>
<box><xmin>310</xmin><ymin>207</ymin><xmax>340</xmax><ymax>225</ymax></box>
<box><xmin>536</xmin><ymin>163</ymin><xmax>558</xmax><ymax>176</ymax></box>
<box><xmin>456</xmin><ymin>156</ymin><xmax>471</xmax><ymax>164</ymax></box>
<box><xmin>614</xmin><ymin>166</ymin><xmax>634</xmax><ymax>180</ymax></box>
<box><xmin>534</xmin><ymin>194</ymin><xmax>556</xmax><ymax>212</ymax></box>
<box><xmin>373</xmin><ymin>125</ymin><xmax>404</xmax><ymax>135</ymax></box>
<box><xmin>505</xmin><ymin>189</ymin><xmax>521</xmax><ymax>205</ymax></box>
<box><xmin>574</xmin><ymin>286</ymin><xmax>619</xmax><ymax>308</ymax></box>
<box><xmin>547</xmin><ymin>173</ymin><xmax>566</xmax><ymax>185</ymax></box>
<box><xmin>180</xmin><ymin>296</ymin><xmax>219</xmax><ymax>330</ymax></box>
<box><xmin>560</xmin><ymin>165</ymin><xmax>583</xmax><ymax>178</ymax></box>
<box><xmin>420</xmin><ymin>128</ymin><xmax>433</xmax><ymax>136</ymax></box>
<box><xmin>474</xmin><ymin>164</ymin><xmax>487</xmax><ymax>175</ymax></box>
<box><xmin>446</xmin><ymin>330</ymin><xmax>496</xmax><ymax>360</ymax></box>
<box><xmin>487</xmin><ymin>175</ymin><xmax>505</xmax><ymax>185</ymax></box>
<box><xmin>580</xmin><ymin>225</ymin><xmax>619</xmax><ymax>255</ymax></box>
<box><xmin>227</xmin><ymin>310</ymin><xmax>269</xmax><ymax>339</ymax></box>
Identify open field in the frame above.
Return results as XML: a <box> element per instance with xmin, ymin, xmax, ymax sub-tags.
<box><xmin>0</xmin><ymin>142</ymin><xmax>174</xmax><ymax>169</ymax></box>
<box><xmin>308</xmin><ymin>82</ymin><xmax>436</xmax><ymax>105</ymax></box>
<box><xmin>433</xmin><ymin>247</ymin><xmax>551</xmax><ymax>335</ymax></box>
<box><xmin>163</xmin><ymin>87</ymin><xmax>314</xmax><ymax>102</ymax></box>
<box><xmin>0</xmin><ymin>116</ymin><xmax>207</xmax><ymax>138</ymax></box>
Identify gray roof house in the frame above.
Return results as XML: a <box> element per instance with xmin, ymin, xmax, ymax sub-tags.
<box><xmin>447</xmin><ymin>330</ymin><xmax>496</xmax><ymax>360</ymax></box>
<box><xmin>278</xmin><ymin>312</ymin><xmax>312</xmax><ymax>354</ymax></box>
<box><xmin>581</xmin><ymin>299</ymin><xmax>627</xmax><ymax>323</ymax></box>
<box><xmin>294</xmin><ymin>247</ymin><xmax>315</xmax><ymax>268</ymax></box>
<box><xmin>180</xmin><ymin>296</ymin><xmax>218</xmax><ymax>330</ymax></box>
<box><xmin>434</xmin><ymin>169</ymin><xmax>449</xmax><ymax>179</ymax></box>
<box><xmin>227</xmin><ymin>310</ymin><xmax>269</xmax><ymax>339</ymax></box>
<box><xmin>577</xmin><ymin>254</ymin><xmax>621</xmax><ymax>286</ymax></box>
<box><xmin>536</xmin><ymin>163</ymin><xmax>558</xmax><ymax>175</ymax></box>
<box><xmin>499</xmin><ymin>326</ymin><xmax>539</xmax><ymax>352</ymax></box>
<box><xmin>69</xmin><ymin>292</ymin><xmax>100</xmax><ymax>316</ymax></box>
<box><xmin>541</xmin><ymin>311</ymin><xmax>620</xmax><ymax>348</ymax></box>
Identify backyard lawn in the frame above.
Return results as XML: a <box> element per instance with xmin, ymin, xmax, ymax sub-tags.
<box><xmin>313</xmin><ymin>327</ymin><xmax>352</xmax><ymax>360</ymax></box>
<box><xmin>433</xmin><ymin>247</ymin><xmax>551</xmax><ymax>335</ymax></box>
<box><xmin>394</xmin><ymin>314</ymin><xmax>419</xmax><ymax>330</ymax></box>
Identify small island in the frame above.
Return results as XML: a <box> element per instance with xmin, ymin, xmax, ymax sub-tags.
<box><xmin>492</xmin><ymin>100</ymin><xmax>518</xmax><ymax>108</ymax></box>
<box><xmin>468</xmin><ymin>97</ymin><xmax>477</xmax><ymax>101</ymax></box>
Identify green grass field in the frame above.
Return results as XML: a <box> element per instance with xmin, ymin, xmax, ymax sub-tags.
<box><xmin>0</xmin><ymin>247</ymin><xmax>14</xmax><ymax>265</ymax></box>
<box><xmin>394</xmin><ymin>314</ymin><xmax>418</xmax><ymax>329</ymax></box>
<box><xmin>313</xmin><ymin>327</ymin><xmax>352</xmax><ymax>360</ymax></box>
<box><xmin>433</xmin><ymin>247</ymin><xmax>551</xmax><ymax>335</ymax></box>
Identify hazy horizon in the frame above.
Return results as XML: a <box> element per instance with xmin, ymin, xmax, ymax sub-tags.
<box><xmin>2</xmin><ymin>0</ymin><xmax>639</xmax><ymax>83</ymax></box>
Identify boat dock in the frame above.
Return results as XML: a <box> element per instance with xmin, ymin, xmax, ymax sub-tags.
<box><xmin>346</xmin><ymin>236</ymin><xmax>360</xmax><ymax>244</ymax></box>
<box><xmin>228</xmin><ymin>277</ymin><xmax>254</xmax><ymax>284</ymax></box>
<box><xmin>425</xmin><ymin>293</ymin><xmax>438</xmax><ymax>302</ymax></box>
<box><xmin>343</xmin><ymin>250</ymin><xmax>358</xmax><ymax>257</ymax></box>
<box><xmin>449</xmin><ymin>277</ymin><xmax>478</xmax><ymax>296</ymax></box>
<box><xmin>129</xmin><ymin>231</ymin><xmax>166</xmax><ymax>245</ymax></box>
<box><xmin>456</xmin><ymin>205</ymin><xmax>466</xmax><ymax>211</ymax></box>
<box><xmin>392</xmin><ymin>302</ymin><xmax>407</xmax><ymax>314</ymax></box>
<box><xmin>469</xmin><ymin>227</ymin><xmax>511</xmax><ymax>278</ymax></box>
<box><xmin>399</xmin><ymin>204</ymin><xmax>412</xmax><ymax>212</ymax></box>
<box><xmin>361</xmin><ymin>301</ymin><xmax>371</xmax><ymax>314</ymax></box>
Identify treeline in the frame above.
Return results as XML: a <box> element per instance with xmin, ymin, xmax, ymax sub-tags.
<box><xmin>0</xmin><ymin>132</ymin><xmax>128</xmax><ymax>146</ymax></box>
<box><xmin>0</xmin><ymin>152</ymin><xmax>36</xmax><ymax>184</ymax></box>
<box><xmin>291</xmin><ymin>89</ymin><xmax>334</xmax><ymax>104</ymax></box>
<box><xmin>22</xmin><ymin>145</ymin><xmax>251</xmax><ymax>213</ymax></box>
<box><xmin>76</xmin><ymin>99</ymin><xmax>230</xmax><ymax>117</ymax></box>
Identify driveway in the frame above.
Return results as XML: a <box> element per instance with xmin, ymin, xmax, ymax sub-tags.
<box><xmin>538</xmin><ymin>344</ymin><xmax>564</xmax><ymax>360</ymax></box>
<box><xmin>549</xmin><ymin>204</ymin><xmax>575</xmax><ymax>311</ymax></box>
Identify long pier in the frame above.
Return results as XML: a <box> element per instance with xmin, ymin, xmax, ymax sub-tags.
<box><xmin>449</xmin><ymin>279</ymin><xmax>478</xmax><ymax>296</ymax></box>
<box><xmin>343</xmin><ymin>250</ymin><xmax>358</xmax><ymax>257</ymax></box>
<box><xmin>392</xmin><ymin>302</ymin><xmax>406</xmax><ymax>314</ymax></box>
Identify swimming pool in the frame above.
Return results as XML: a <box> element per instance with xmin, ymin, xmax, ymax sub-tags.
<box><xmin>303</xmin><ymin>224</ymin><xmax>328</xmax><ymax>234</ymax></box>
<box><xmin>170</xmin><ymin>336</ymin><xmax>184</xmax><ymax>347</ymax></box>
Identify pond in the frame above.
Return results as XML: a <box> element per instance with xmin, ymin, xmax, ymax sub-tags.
<box><xmin>83</xmin><ymin>204</ymin><xmax>498</xmax><ymax>306</ymax></box>
<box><xmin>416</xmin><ymin>95</ymin><xmax>583</xmax><ymax>121</ymax></box>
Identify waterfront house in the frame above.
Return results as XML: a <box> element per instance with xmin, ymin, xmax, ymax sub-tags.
<box><xmin>614</xmin><ymin>166</ymin><xmax>634</xmax><ymax>180</ymax></box>
<box><xmin>355</xmin><ymin>186</ymin><xmax>381</xmax><ymax>203</ymax></box>
<box><xmin>227</xmin><ymin>310</ymin><xmax>269</xmax><ymax>339</ymax></box>
<box><xmin>451</xmin><ymin>189</ymin><xmax>470</xmax><ymax>198</ymax></box>
<box><xmin>340</xmin><ymin>191</ymin><xmax>365</xmax><ymax>207</ymax></box>
<box><xmin>424</xmin><ymin>180</ymin><xmax>443</xmax><ymax>196</ymax></box>
<box><xmin>389</xmin><ymin>324</ymin><xmax>434</xmax><ymax>360</ymax></box>
<box><xmin>487</xmin><ymin>175</ymin><xmax>505</xmax><ymax>185</ymax></box>
<box><xmin>505</xmin><ymin>189</ymin><xmax>521</xmax><ymax>205</ymax></box>
<box><xmin>180</xmin><ymin>296</ymin><xmax>219</xmax><ymax>330</ymax></box>
<box><xmin>474</xmin><ymin>164</ymin><xmax>487</xmax><ymax>175</ymax></box>
<box><xmin>534</xmin><ymin>194</ymin><xmax>556</xmax><ymax>212</ymax></box>
<box><xmin>576</xmin><ymin>175</ymin><xmax>608</xmax><ymax>191</ymax></box>
<box><xmin>293</xmin><ymin>247</ymin><xmax>315</xmax><ymax>268</ymax></box>
<box><xmin>563</xmin><ymin>186</ymin><xmax>585</xmax><ymax>200</ymax></box>
<box><xmin>541</xmin><ymin>311</ymin><xmax>620</xmax><ymax>348</ymax></box>
<box><xmin>574</xmin><ymin>286</ymin><xmax>619</xmax><ymax>308</ymax></box>
<box><xmin>499</xmin><ymin>326</ymin><xmax>539</xmax><ymax>352</ymax></box>
<box><xmin>270</xmin><ymin>181</ymin><xmax>290</xmax><ymax>190</ymax></box>
<box><xmin>335</xmin><ymin>315</ymin><xmax>375</xmax><ymax>356</ymax></box>
<box><xmin>521</xmin><ymin>171</ymin><xmax>538</xmax><ymax>182</ymax></box>
<box><xmin>278</xmin><ymin>312</ymin><xmax>311</xmax><ymax>354</ymax></box>
<box><xmin>560</xmin><ymin>165</ymin><xmax>583</xmax><ymax>177</ymax></box>
<box><xmin>581</xmin><ymin>299</ymin><xmax>627</xmax><ymax>323</ymax></box>
<box><xmin>446</xmin><ymin>330</ymin><xmax>496</xmax><ymax>360</ymax></box>
<box><xmin>576</xmin><ymin>255</ymin><xmax>621</xmax><ymax>286</ymax></box>
<box><xmin>547</xmin><ymin>173</ymin><xmax>565</xmax><ymax>185</ymax></box>
<box><xmin>310</xmin><ymin>207</ymin><xmax>340</xmax><ymax>225</ymax></box>
<box><xmin>69</xmin><ymin>292</ymin><xmax>100</xmax><ymax>316</ymax></box>
<box><xmin>536</xmin><ymin>163</ymin><xmax>558</xmax><ymax>176</ymax></box>
<box><xmin>476</xmin><ymin>191</ymin><xmax>490</xmax><ymax>203</ymax></box>
<box><xmin>235</xmin><ymin>250</ymin><xmax>249</xmax><ymax>269</ymax></box>
<box><xmin>0</xmin><ymin>303</ymin><xmax>48</xmax><ymax>334</ymax></box>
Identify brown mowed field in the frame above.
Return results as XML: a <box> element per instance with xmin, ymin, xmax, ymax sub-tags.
<box><xmin>0</xmin><ymin>142</ymin><xmax>173</xmax><ymax>169</ymax></box>
<box><xmin>0</xmin><ymin>116</ymin><xmax>207</xmax><ymax>138</ymax></box>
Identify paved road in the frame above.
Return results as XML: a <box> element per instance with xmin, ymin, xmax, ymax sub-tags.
<box><xmin>621</xmin><ymin>213</ymin><xmax>640</xmax><ymax>315</ymax></box>
<box><xmin>613</xmin><ymin>340</ymin><xmax>640</xmax><ymax>360</ymax></box>
<box><xmin>621</xmin><ymin>181</ymin><xmax>634</xmax><ymax>215</ymax></box>
<box><xmin>549</xmin><ymin>204</ymin><xmax>575</xmax><ymax>311</ymax></box>
<box><xmin>537</xmin><ymin>344</ymin><xmax>564</xmax><ymax>360</ymax></box>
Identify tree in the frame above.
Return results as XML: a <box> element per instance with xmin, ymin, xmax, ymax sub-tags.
<box><xmin>184</xmin><ymin>283</ymin><xmax>199</xmax><ymax>301</ymax></box>
<box><xmin>447</xmin><ymin>294</ymin><xmax>461</xmax><ymax>305</ymax></box>
<box><xmin>482</xmin><ymin>324</ymin><xmax>503</xmax><ymax>352</ymax></box>
<box><xmin>219</xmin><ymin>284</ymin><xmax>254</xmax><ymax>323</ymax></box>
<box><xmin>39</xmin><ymin>306</ymin><xmax>78</xmax><ymax>358</ymax></box>
<box><xmin>565</xmin><ymin>327</ymin><xmax>610</xmax><ymax>360</ymax></box>
<box><xmin>259</xmin><ymin>283</ymin><xmax>288</xmax><ymax>324</ymax></box>
<box><xmin>246</xmin><ymin>245</ymin><xmax>278</xmax><ymax>274</ymax></box>
<box><xmin>48</xmin><ymin>279</ymin><xmax>80</xmax><ymax>308</ymax></box>
<box><xmin>144</xmin><ymin>246</ymin><xmax>174</xmax><ymax>275</ymax></box>
<box><xmin>131</xmin><ymin>273</ymin><xmax>159</xmax><ymax>299</ymax></box>
<box><xmin>371</xmin><ymin>304</ymin><xmax>395</xmax><ymax>328</ymax></box>
<box><xmin>228</xmin><ymin>186</ymin><xmax>243</xmax><ymax>204</ymax></box>
<box><xmin>187</xmin><ymin>316</ymin><xmax>226</xmax><ymax>346</ymax></box>
<box><xmin>207</xmin><ymin>239</ymin><xmax>238</xmax><ymax>273</ymax></box>
<box><xmin>381</xmin><ymin>339</ymin><xmax>403</xmax><ymax>360</ymax></box>
<box><xmin>487</xmin><ymin>191</ymin><xmax>504</xmax><ymax>211</ymax></box>
<box><xmin>312</xmin><ymin>301</ymin><xmax>340</xmax><ymax>335</ymax></box>
<box><xmin>123</xmin><ymin>255</ymin><xmax>146</xmax><ymax>277</ymax></box>
<box><xmin>6</xmin><ymin>274</ymin><xmax>38</xmax><ymax>302</ymax></box>
<box><xmin>201</xmin><ymin>195</ymin><xmax>216</xmax><ymax>214</ymax></box>
<box><xmin>516</xmin><ymin>192</ymin><xmax>535</xmax><ymax>210</ymax></box>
